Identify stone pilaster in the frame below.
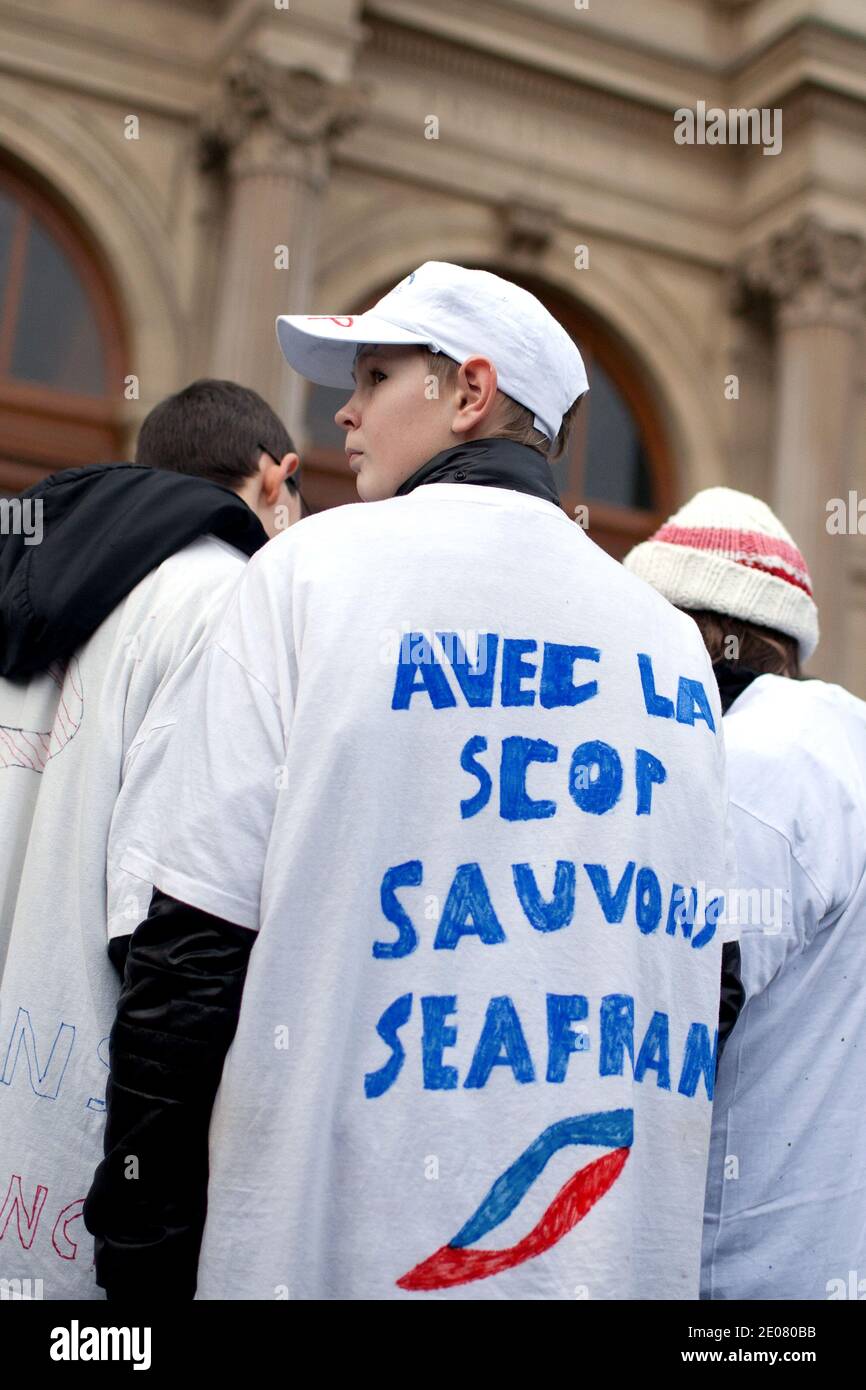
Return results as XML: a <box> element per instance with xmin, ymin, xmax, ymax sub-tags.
<box><xmin>201</xmin><ymin>57</ymin><xmax>365</xmax><ymax>437</ymax></box>
<box><xmin>735</xmin><ymin>218</ymin><xmax>866</xmax><ymax>677</ymax></box>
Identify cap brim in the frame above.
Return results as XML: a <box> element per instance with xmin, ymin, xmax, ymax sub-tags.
<box><xmin>276</xmin><ymin>312</ymin><xmax>432</xmax><ymax>388</ymax></box>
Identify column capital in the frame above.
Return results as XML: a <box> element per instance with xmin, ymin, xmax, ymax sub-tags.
<box><xmin>200</xmin><ymin>55</ymin><xmax>366</xmax><ymax>187</ymax></box>
<box><xmin>733</xmin><ymin>217</ymin><xmax>866</xmax><ymax>329</ymax></box>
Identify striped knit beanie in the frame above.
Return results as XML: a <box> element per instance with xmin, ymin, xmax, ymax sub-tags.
<box><xmin>623</xmin><ymin>487</ymin><xmax>819</xmax><ymax>661</ymax></box>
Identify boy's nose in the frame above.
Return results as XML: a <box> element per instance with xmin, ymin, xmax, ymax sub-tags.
<box><xmin>335</xmin><ymin>394</ymin><xmax>359</xmax><ymax>431</ymax></box>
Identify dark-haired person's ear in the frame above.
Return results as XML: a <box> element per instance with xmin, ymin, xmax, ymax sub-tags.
<box><xmin>261</xmin><ymin>450</ymin><xmax>299</xmax><ymax>505</ymax></box>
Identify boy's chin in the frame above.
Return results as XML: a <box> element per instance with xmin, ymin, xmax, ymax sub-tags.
<box><xmin>355</xmin><ymin>453</ymin><xmax>432</xmax><ymax>502</ymax></box>
<box><xmin>355</xmin><ymin>465</ymin><xmax>396</xmax><ymax>503</ymax></box>
<box><xmin>354</xmin><ymin>469</ymin><xmax>379</xmax><ymax>503</ymax></box>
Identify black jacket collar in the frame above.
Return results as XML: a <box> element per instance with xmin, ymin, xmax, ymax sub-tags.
<box><xmin>395</xmin><ymin>437</ymin><xmax>561</xmax><ymax>508</ymax></box>
<box><xmin>713</xmin><ymin>660</ymin><xmax>762</xmax><ymax>715</ymax></box>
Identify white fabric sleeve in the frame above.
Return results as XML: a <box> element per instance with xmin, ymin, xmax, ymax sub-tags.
<box><xmin>726</xmin><ymin>801</ymin><xmax>829</xmax><ymax>1001</ymax></box>
<box><xmin>106</xmin><ymin>547</ymin><xmax>251</xmax><ymax>938</ymax></box>
<box><xmin>107</xmin><ymin>727</ymin><xmax>174</xmax><ymax>939</ymax></box>
<box><xmin>115</xmin><ymin>549</ymin><xmax>293</xmax><ymax>932</ymax></box>
<box><xmin>117</xmin><ymin>543</ymin><xmax>247</xmax><ymax>756</ymax></box>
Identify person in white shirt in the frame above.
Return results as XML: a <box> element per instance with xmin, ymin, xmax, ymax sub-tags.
<box><xmin>625</xmin><ymin>485</ymin><xmax>866</xmax><ymax>1300</ymax></box>
<box><xmin>92</xmin><ymin>263</ymin><xmax>736</xmax><ymax>1302</ymax></box>
<box><xmin>0</xmin><ymin>379</ymin><xmax>302</xmax><ymax>1299</ymax></box>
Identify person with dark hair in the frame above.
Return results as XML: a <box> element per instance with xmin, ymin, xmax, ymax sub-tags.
<box><xmin>624</xmin><ymin>486</ymin><xmax>866</xmax><ymax>1300</ymax></box>
<box><xmin>0</xmin><ymin>379</ymin><xmax>302</xmax><ymax>1299</ymax></box>
<box><xmin>135</xmin><ymin>378</ymin><xmax>307</xmax><ymax>532</ymax></box>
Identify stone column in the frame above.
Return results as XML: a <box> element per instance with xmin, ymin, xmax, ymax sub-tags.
<box><xmin>726</xmin><ymin>273</ymin><xmax>775</xmax><ymax>501</ymax></box>
<box><xmin>201</xmin><ymin>57</ymin><xmax>364</xmax><ymax>438</ymax></box>
<box><xmin>738</xmin><ymin>218</ymin><xmax>866</xmax><ymax>679</ymax></box>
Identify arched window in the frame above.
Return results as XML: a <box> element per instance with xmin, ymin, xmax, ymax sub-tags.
<box><xmin>300</xmin><ymin>270</ymin><xmax>674</xmax><ymax>557</ymax></box>
<box><xmin>533</xmin><ymin>287</ymin><xmax>675</xmax><ymax>560</ymax></box>
<box><xmin>0</xmin><ymin>163</ymin><xmax>126</xmax><ymax>493</ymax></box>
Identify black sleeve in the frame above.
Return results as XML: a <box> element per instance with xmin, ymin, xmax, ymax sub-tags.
<box><xmin>717</xmin><ymin>940</ymin><xmax>745</xmax><ymax>1076</ymax></box>
<box><xmin>107</xmin><ymin>932</ymin><xmax>131</xmax><ymax>981</ymax></box>
<box><xmin>84</xmin><ymin>887</ymin><xmax>256</xmax><ymax>1300</ymax></box>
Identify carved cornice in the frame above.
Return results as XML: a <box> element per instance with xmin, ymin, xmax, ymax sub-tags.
<box><xmin>200</xmin><ymin>56</ymin><xmax>367</xmax><ymax>186</ymax></box>
<box><xmin>733</xmin><ymin>217</ymin><xmax>866</xmax><ymax>328</ymax></box>
<box><xmin>772</xmin><ymin>83</ymin><xmax>866</xmax><ymax>143</ymax></box>
<box><xmin>363</xmin><ymin>15</ymin><xmax>675</xmax><ymax>142</ymax></box>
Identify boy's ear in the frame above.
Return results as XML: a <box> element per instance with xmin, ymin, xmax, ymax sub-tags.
<box><xmin>452</xmin><ymin>355</ymin><xmax>499</xmax><ymax>434</ymax></box>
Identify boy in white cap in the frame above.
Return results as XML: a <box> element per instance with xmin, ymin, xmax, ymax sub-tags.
<box><xmin>625</xmin><ymin>486</ymin><xmax>866</xmax><ymax>1300</ymax></box>
<box><xmin>89</xmin><ymin>263</ymin><xmax>736</xmax><ymax>1301</ymax></box>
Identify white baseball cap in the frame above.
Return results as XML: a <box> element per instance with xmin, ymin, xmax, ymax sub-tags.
<box><xmin>276</xmin><ymin>261</ymin><xmax>589</xmax><ymax>441</ymax></box>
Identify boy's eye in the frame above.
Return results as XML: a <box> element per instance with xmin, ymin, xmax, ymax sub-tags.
<box><xmin>369</xmin><ymin>369</ymin><xmax>387</xmax><ymax>384</ymax></box>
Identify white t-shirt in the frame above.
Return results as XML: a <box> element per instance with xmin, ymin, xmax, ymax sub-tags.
<box><xmin>0</xmin><ymin>535</ymin><xmax>250</xmax><ymax>1300</ymax></box>
<box><xmin>701</xmin><ymin>674</ymin><xmax>866</xmax><ymax>1301</ymax></box>
<box><xmin>121</xmin><ymin>483</ymin><xmax>736</xmax><ymax>1301</ymax></box>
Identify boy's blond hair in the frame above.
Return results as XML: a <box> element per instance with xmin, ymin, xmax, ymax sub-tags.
<box><xmin>424</xmin><ymin>351</ymin><xmax>581</xmax><ymax>462</ymax></box>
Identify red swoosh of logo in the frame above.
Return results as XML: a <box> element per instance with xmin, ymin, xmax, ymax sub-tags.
<box><xmin>397</xmin><ymin>1145</ymin><xmax>629</xmax><ymax>1291</ymax></box>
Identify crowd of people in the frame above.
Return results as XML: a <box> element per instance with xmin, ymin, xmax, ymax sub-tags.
<box><xmin>1</xmin><ymin>261</ymin><xmax>863</xmax><ymax>1301</ymax></box>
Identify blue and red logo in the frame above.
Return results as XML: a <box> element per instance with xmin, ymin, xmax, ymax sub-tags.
<box><xmin>398</xmin><ymin>1108</ymin><xmax>632</xmax><ymax>1291</ymax></box>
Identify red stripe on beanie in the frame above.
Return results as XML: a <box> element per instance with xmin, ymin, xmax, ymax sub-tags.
<box><xmin>738</xmin><ymin>559</ymin><xmax>814</xmax><ymax>597</ymax></box>
<box><xmin>654</xmin><ymin>524</ymin><xmax>813</xmax><ymax>596</ymax></box>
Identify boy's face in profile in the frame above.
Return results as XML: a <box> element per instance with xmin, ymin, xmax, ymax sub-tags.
<box><xmin>334</xmin><ymin>345</ymin><xmax>458</xmax><ymax>501</ymax></box>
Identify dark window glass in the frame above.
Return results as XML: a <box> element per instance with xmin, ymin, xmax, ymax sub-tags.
<box><xmin>10</xmin><ymin>217</ymin><xmax>105</xmax><ymax>394</ymax></box>
<box><xmin>306</xmin><ymin>382</ymin><xmax>350</xmax><ymax>451</ymax></box>
<box><xmin>583</xmin><ymin>360</ymin><xmax>651</xmax><ymax>509</ymax></box>
<box><xmin>0</xmin><ymin>190</ymin><xmax>16</xmax><ymax>308</ymax></box>
<box><xmin>549</xmin><ymin>445</ymin><xmax>573</xmax><ymax>496</ymax></box>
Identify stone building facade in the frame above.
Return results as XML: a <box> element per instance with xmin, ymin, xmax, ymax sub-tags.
<box><xmin>0</xmin><ymin>0</ymin><xmax>864</xmax><ymax>690</ymax></box>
